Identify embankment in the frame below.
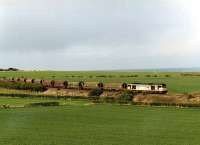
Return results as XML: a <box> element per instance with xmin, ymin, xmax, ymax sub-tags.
<box><xmin>1</xmin><ymin>88</ymin><xmax>200</xmax><ymax>107</ymax></box>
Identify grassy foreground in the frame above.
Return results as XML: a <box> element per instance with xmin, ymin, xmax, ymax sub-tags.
<box><xmin>1</xmin><ymin>71</ymin><xmax>200</xmax><ymax>93</ymax></box>
<box><xmin>0</xmin><ymin>97</ymin><xmax>84</xmax><ymax>107</ymax></box>
<box><xmin>0</xmin><ymin>104</ymin><xmax>200</xmax><ymax>145</ymax></box>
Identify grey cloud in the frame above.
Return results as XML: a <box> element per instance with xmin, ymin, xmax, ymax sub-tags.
<box><xmin>0</xmin><ymin>0</ymin><xmax>188</xmax><ymax>52</ymax></box>
<box><xmin>0</xmin><ymin>0</ymin><xmax>197</xmax><ymax>70</ymax></box>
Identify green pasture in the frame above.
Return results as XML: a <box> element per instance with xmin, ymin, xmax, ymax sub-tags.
<box><xmin>0</xmin><ymin>96</ymin><xmax>89</xmax><ymax>107</ymax></box>
<box><xmin>0</xmin><ymin>104</ymin><xmax>200</xmax><ymax>145</ymax></box>
<box><xmin>0</xmin><ymin>71</ymin><xmax>200</xmax><ymax>93</ymax></box>
<box><xmin>0</xmin><ymin>97</ymin><xmax>62</xmax><ymax>107</ymax></box>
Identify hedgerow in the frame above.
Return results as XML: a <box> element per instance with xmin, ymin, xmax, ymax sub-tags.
<box><xmin>89</xmin><ymin>88</ymin><xmax>103</xmax><ymax>97</ymax></box>
<box><xmin>25</xmin><ymin>102</ymin><xmax>59</xmax><ymax>107</ymax></box>
<box><xmin>0</xmin><ymin>81</ymin><xmax>46</xmax><ymax>92</ymax></box>
<box><xmin>118</xmin><ymin>91</ymin><xmax>137</xmax><ymax>104</ymax></box>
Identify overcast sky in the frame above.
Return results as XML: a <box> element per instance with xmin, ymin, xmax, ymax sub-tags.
<box><xmin>0</xmin><ymin>0</ymin><xmax>199</xmax><ymax>70</ymax></box>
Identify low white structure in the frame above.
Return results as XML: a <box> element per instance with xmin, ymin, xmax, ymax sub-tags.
<box><xmin>127</xmin><ymin>83</ymin><xmax>167</xmax><ymax>93</ymax></box>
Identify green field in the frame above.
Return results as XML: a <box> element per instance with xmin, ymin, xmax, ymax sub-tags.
<box><xmin>0</xmin><ymin>103</ymin><xmax>200</xmax><ymax>145</ymax></box>
<box><xmin>0</xmin><ymin>97</ymin><xmax>88</xmax><ymax>107</ymax></box>
<box><xmin>0</xmin><ymin>96</ymin><xmax>91</xmax><ymax>107</ymax></box>
<box><xmin>1</xmin><ymin>71</ymin><xmax>200</xmax><ymax>93</ymax></box>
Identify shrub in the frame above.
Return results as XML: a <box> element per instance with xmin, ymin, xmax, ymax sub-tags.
<box><xmin>127</xmin><ymin>75</ymin><xmax>138</xmax><ymax>77</ymax></box>
<box><xmin>187</xmin><ymin>94</ymin><xmax>195</xmax><ymax>99</ymax></box>
<box><xmin>63</xmin><ymin>81</ymin><xmax>68</xmax><ymax>88</ymax></box>
<box><xmin>181</xmin><ymin>73</ymin><xmax>200</xmax><ymax>77</ymax></box>
<box><xmin>11</xmin><ymin>77</ymin><xmax>15</xmax><ymax>81</ymax></box>
<box><xmin>50</xmin><ymin>80</ymin><xmax>55</xmax><ymax>87</ymax></box>
<box><xmin>24</xmin><ymin>78</ymin><xmax>27</xmax><ymax>83</ymax></box>
<box><xmin>89</xmin><ymin>88</ymin><xmax>103</xmax><ymax>97</ymax></box>
<box><xmin>2</xmin><ymin>104</ymin><xmax>10</xmax><ymax>109</ymax></box>
<box><xmin>119</xmin><ymin>75</ymin><xmax>138</xmax><ymax>78</ymax></box>
<box><xmin>97</xmin><ymin>82</ymin><xmax>104</xmax><ymax>88</ymax></box>
<box><xmin>88</xmin><ymin>88</ymin><xmax>103</xmax><ymax>103</ymax></box>
<box><xmin>0</xmin><ymin>81</ymin><xmax>47</xmax><ymax>92</ymax></box>
<box><xmin>121</xmin><ymin>83</ymin><xmax>127</xmax><ymax>89</ymax></box>
<box><xmin>118</xmin><ymin>91</ymin><xmax>137</xmax><ymax>104</ymax></box>
<box><xmin>31</xmin><ymin>79</ymin><xmax>35</xmax><ymax>83</ymax></box>
<box><xmin>40</xmin><ymin>80</ymin><xmax>44</xmax><ymax>84</ymax></box>
<box><xmin>78</xmin><ymin>81</ymin><xmax>85</xmax><ymax>90</ymax></box>
<box><xmin>89</xmin><ymin>95</ymin><xmax>101</xmax><ymax>102</ymax></box>
<box><xmin>96</xmin><ymin>75</ymin><xmax>107</xmax><ymax>78</ymax></box>
<box><xmin>103</xmin><ymin>97</ymin><xmax>116</xmax><ymax>103</ymax></box>
<box><xmin>25</xmin><ymin>102</ymin><xmax>59</xmax><ymax>107</ymax></box>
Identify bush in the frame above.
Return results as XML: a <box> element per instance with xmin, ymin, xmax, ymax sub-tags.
<box><xmin>25</xmin><ymin>102</ymin><xmax>59</xmax><ymax>107</ymax></box>
<box><xmin>119</xmin><ymin>75</ymin><xmax>138</xmax><ymax>78</ymax></box>
<box><xmin>118</xmin><ymin>91</ymin><xmax>136</xmax><ymax>104</ymax></box>
<box><xmin>121</xmin><ymin>83</ymin><xmax>127</xmax><ymax>89</ymax></box>
<box><xmin>11</xmin><ymin>77</ymin><xmax>15</xmax><ymax>81</ymax></box>
<box><xmin>165</xmin><ymin>74</ymin><xmax>171</xmax><ymax>77</ymax></box>
<box><xmin>24</xmin><ymin>78</ymin><xmax>27</xmax><ymax>83</ymax></box>
<box><xmin>96</xmin><ymin>75</ymin><xmax>107</xmax><ymax>78</ymax></box>
<box><xmin>97</xmin><ymin>82</ymin><xmax>104</xmax><ymax>88</ymax></box>
<box><xmin>50</xmin><ymin>80</ymin><xmax>55</xmax><ymax>87</ymax></box>
<box><xmin>0</xmin><ymin>81</ymin><xmax>47</xmax><ymax>92</ymax></box>
<box><xmin>2</xmin><ymin>104</ymin><xmax>10</xmax><ymax>109</ymax></box>
<box><xmin>78</xmin><ymin>81</ymin><xmax>85</xmax><ymax>89</ymax></box>
<box><xmin>89</xmin><ymin>88</ymin><xmax>103</xmax><ymax>97</ymax></box>
<box><xmin>31</xmin><ymin>79</ymin><xmax>35</xmax><ymax>83</ymax></box>
<box><xmin>63</xmin><ymin>81</ymin><xmax>68</xmax><ymax>88</ymax></box>
<box><xmin>127</xmin><ymin>75</ymin><xmax>138</xmax><ymax>77</ymax></box>
<box><xmin>103</xmin><ymin>97</ymin><xmax>116</xmax><ymax>103</ymax></box>
<box><xmin>88</xmin><ymin>88</ymin><xmax>104</xmax><ymax>103</ymax></box>
<box><xmin>108</xmin><ymin>75</ymin><xmax>115</xmax><ymax>78</ymax></box>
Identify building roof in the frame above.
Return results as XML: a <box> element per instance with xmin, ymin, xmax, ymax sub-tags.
<box><xmin>128</xmin><ymin>83</ymin><xmax>166</xmax><ymax>86</ymax></box>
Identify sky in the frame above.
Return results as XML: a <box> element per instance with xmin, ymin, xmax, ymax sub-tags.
<box><xmin>0</xmin><ymin>0</ymin><xmax>199</xmax><ymax>70</ymax></box>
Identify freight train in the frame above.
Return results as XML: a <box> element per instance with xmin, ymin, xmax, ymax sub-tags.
<box><xmin>0</xmin><ymin>77</ymin><xmax>168</xmax><ymax>94</ymax></box>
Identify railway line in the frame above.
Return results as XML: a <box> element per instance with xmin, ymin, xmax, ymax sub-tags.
<box><xmin>0</xmin><ymin>77</ymin><xmax>168</xmax><ymax>94</ymax></box>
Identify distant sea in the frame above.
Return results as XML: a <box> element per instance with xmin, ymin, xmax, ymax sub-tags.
<box><xmin>112</xmin><ymin>68</ymin><xmax>200</xmax><ymax>72</ymax></box>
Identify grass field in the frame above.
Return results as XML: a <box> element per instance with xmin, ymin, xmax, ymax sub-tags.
<box><xmin>0</xmin><ymin>96</ymin><xmax>90</xmax><ymax>107</ymax></box>
<box><xmin>1</xmin><ymin>71</ymin><xmax>200</xmax><ymax>93</ymax></box>
<box><xmin>0</xmin><ymin>97</ymin><xmax>74</xmax><ymax>107</ymax></box>
<box><xmin>0</xmin><ymin>104</ymin><xmax>200</xmax><ymax>145</ymax></box>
